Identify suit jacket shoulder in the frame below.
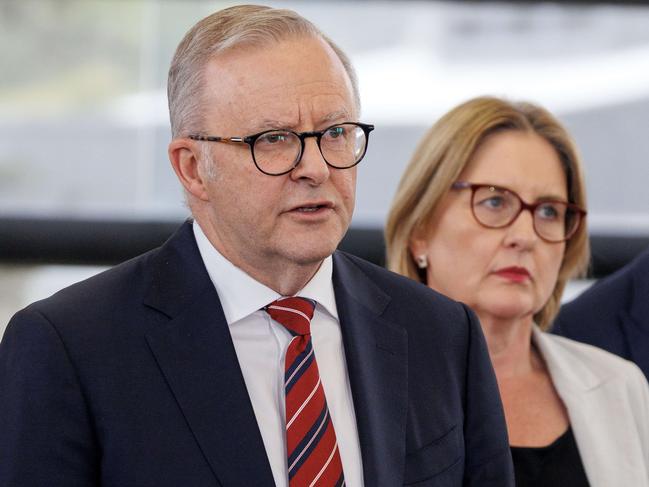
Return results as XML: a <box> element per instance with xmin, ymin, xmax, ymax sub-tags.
<box><xmin>556</xmin><ymin>248</ymin><xmax>649</xmax><ymax>326</ymax></box>
<box><xmin>0</xmin><ymin>221</ymin><xmax>276</xmax><ymax>486</ymax></box>
<box><xmin>20</xmin><ymin>220</ymin><xmax>212</xmax><ymax>335</ymax></box>
<box><xmin>553</xmin><ymin>248</ymin><xmax>649</xmax><ymax>378</ymax></box>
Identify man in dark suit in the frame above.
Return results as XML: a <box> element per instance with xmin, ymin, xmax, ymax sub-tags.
<box><xmin>553</xmin><ymin>248</ymin><xmax>649</xmax><ymax>381</ymax></box>
<box><xmin>0</xmin><ymin>5</ymin><xmax>513</xmax><ymax>486</ymax></box>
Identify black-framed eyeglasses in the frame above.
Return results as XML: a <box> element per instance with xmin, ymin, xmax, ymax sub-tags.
<box><xmin>188</xmin><ymin>122</ymin><xmax>374</xmax><ymax>176</ymax></box>
<box><xmin>451</xmin><ymin>181</ymin><xmax>586</xmax><ymax>243</ymax></box>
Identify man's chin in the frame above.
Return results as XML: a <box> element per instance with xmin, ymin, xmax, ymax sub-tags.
<box><xmin>285</xmin><ymin>237</ymin><xmax>341</xmax><ymax>266</ymax></box>
<box><xmin>289</xmin><ymin>247</ymin><xmax>337</xmax><ymax>266</ymax></box>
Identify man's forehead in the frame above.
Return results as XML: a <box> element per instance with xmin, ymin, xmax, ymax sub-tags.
<box><xmin>201</xmin><ymin>38</ymin><xmax>357</xmax><ymax>131</ymax></box>
<box><xmin>226</xmin><ymin>97</ymin><xmax>354</xmax><ymax>135</ymax></box>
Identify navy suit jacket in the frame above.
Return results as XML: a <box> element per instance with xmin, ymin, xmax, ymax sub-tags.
<box><xmin>0</xmin><ymin>222</ymin><xmax>513</xmax><ymax>486</ymax></box>
<box><xmin>553</xmin><ymin>248</ymin><xmax>649</xmax><ymax>381</ymax></box>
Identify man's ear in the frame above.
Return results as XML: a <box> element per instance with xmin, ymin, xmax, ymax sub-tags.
<box><xmin>168</xmin><ymin>138</ymin><xmax>209</xmax><ymax>201</ymax></box>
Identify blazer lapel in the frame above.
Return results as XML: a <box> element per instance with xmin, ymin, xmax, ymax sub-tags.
<box><xmin>533</xmin><ymin>328</ymin><xmax>645</xmax><ymax>487</ymax></box>
<box><xmin>332</xmin><ymin>252</ymin><xmax>409</xmax><ymax>486</ymax></box>
<box><xmin>143</xmin><ymin>222</ymin><xmax>274</xmax><ymax>486</ymax></box>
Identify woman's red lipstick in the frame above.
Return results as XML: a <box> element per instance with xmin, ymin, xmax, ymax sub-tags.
<box><xmin>494</xmin><ymin>266</ymin><xmax>531</xmax><ymax>283</ymax></box>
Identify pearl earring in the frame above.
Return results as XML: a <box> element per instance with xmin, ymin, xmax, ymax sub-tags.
<box><xmin>415</xmin><ymin>255</ymin><xmax>428</xmax><ymax>269</ymax></box>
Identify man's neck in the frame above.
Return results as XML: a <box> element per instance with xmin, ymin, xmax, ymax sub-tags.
<box><xmin>234</xmin><ymin>256</ymin><xmax>323</xmax><ymax>296</ymax></box>
<box><xmin>194</xmin><ymin>216</ymin><xmax>325</xmax><ymax>296</ymax></box>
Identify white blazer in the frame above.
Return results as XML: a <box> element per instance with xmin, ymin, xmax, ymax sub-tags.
<box><xmin>533</xmin><ymin>327</ymin><xmax>649</xmax><ymax>486</ymax></box>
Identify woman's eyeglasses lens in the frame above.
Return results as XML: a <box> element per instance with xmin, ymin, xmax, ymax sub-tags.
<box><xmin>471</xmin><ymin>186</ymin><xmax>579</xmax><ymax>242</ymax></box>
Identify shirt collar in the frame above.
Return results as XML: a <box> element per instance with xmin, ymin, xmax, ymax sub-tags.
<box><xmin>193</xmin><ymin>221</ymin><xmax>338</xmax><ymax>325</ymax></box>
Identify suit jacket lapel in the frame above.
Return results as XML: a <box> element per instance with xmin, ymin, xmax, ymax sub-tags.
<box><xmin>143</xmin><ymin>222</ymin><xmax>274</xmax><ymax>486</ymax></box>
<box><xmin>332</xmin><ymin>252</ymin><xmax>409</xmax><ymax>486</ymax></box>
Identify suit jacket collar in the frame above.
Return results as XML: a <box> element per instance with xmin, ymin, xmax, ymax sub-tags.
<box><xmin>533</xmin><ymin>326</ymin><xmax>603</xmax><ymax>392</ymax></box>
<box><xmin>192</xmin><ymin>221</ymin><xmax>338</xmax><ymax>323</ymax></box>
<box><xmin>332</xmin><ymin>252</ymin><xmax>409</xmax><ymax>486</ymax></box>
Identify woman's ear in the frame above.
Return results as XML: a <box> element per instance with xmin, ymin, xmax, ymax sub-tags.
<box><xmin>409</xmin><ymin>230</ymin><xmax>429</xmax><ymax>270</ymax></box>
<box><xmin>168</xmin><ymin>138</ymin><xmax>210</xmax><ymax>201</ymax></box>
<box><xmin>409</xmin><ymin>227</ymin><xmax>427</xmax><ymax>258</ymax></box>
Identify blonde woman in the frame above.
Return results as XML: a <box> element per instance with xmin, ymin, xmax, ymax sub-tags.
<box><xmin>386</xmin><ymin>96</ymin><xmax>649</xmax><ymax>486</ymax></box>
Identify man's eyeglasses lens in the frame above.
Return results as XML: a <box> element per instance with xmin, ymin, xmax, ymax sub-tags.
<box><xmin>471</xmin><ymin>186</ymin><xmax>580</xmax><ymax>242</ymax></box>
<box><xmin>253</xmin><ymin>123</ymin><xmax>368</xmax><ymax>175</ymax></box>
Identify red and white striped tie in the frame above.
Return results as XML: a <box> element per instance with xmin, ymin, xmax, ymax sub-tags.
<box><xmin>265</xmin><ymin>297</ymin><xmax>345</xmax><ymax>487</ymax></box>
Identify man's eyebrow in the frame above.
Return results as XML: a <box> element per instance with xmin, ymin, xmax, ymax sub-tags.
<box><xmin>247</xmin><ymin>110</ymin><xmax>353</xmax><ymax>133</ymax></box>
<box><xmin>321</xmin><ymin>110</ymin><xmax>352</xmax><ymax>123</ymax></box>
<box><xmin>247</xmin><ymin>119</ymin><xmax>295</xmax><ymax>132</ymax></box>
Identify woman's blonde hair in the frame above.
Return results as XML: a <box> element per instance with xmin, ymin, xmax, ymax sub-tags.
<box><xmin>385</xmin><ymin>96</ymin><xmax>590</xmax><ymax>329</ymax></box>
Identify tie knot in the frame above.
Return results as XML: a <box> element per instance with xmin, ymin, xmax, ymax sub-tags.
<box><xmin>265</xmin><ymin>297</ymin><xmax>315</xmax><ymax>336</ymax></box>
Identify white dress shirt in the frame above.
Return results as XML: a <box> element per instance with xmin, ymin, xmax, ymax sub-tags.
<box><xmin>193</xmin><ymin>222</ymin><xmax>364</xmax><ymax>486</ymax></box>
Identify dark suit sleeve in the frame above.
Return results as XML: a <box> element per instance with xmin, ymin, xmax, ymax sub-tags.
<box><xmin>461</xmin><ymin>305</ymin><xmax>514</xmax><ymax>486</ymax></box>
<box><xmin>0</xmin><ymin>308</ymin><xmax>99</xmax><ymax>487</ymax></box>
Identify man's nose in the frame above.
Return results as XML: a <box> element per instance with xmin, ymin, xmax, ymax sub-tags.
<box><xmin>290</xmin><ymin>137</ymin><xmax>330</xmax><ymax>185</ymax></box>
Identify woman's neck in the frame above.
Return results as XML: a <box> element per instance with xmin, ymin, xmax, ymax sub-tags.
<box><xmin>477</xmin><ymin>314</ymin><xmax>538</xmax><ymax>379</ymax></box>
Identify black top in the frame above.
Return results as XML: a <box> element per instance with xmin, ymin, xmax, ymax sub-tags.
<box><xmin>511</xmin><ymin>427</ymin><xmax>590</xmax><ymax>487</ymax></box>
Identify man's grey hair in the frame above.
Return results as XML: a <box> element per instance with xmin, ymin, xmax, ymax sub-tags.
<box><xmin>167</xmin><ymin>4</ymin><xmax>360</xmax><ymax>139</ymax></box>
